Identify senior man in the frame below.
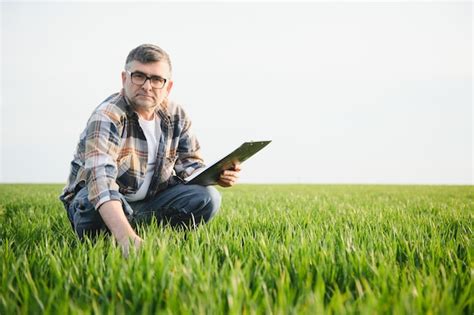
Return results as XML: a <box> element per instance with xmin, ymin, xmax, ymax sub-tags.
<box><xmin>60</xmin><ymin>44</ymin><xmax>240</xmax><ymax>255</ymax></box>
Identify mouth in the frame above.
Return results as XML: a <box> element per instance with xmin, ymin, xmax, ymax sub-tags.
<box><xmin>136</xmin><ymin>94</ymin><xmax>154</xmax><ymax>100</ymax></box>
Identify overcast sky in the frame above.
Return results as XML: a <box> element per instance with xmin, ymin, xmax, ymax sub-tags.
<box><xmin>1</xmin><ymin>1</ymin><xmax>472</xmax><ymax>184</ymax></box>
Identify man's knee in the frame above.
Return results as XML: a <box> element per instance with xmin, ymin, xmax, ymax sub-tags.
<box><xmin>67</xmin><ymin>187</ymin><xmax>108</xmax><ymax>240</ymax></box>
<box><xmin>178</xmin><ymin>185</ymin><xmax>221</xmax><ymax>226</ymax></box>
<box><xmin>73</xmin><ymin>207</ymin><xmax>108</xmax><ymax>240</ymax></box>
<box><xmin>200</xmin><ymin>185</ymin><xmax>222</xmax><ymax>222</ymax></box>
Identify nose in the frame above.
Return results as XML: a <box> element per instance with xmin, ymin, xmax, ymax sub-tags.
<box><xmin>141</xmin><ymin>78</ymin><xmax>152</xmax><ymax>90</ymax></box>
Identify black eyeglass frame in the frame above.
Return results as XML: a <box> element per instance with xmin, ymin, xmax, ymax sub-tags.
<box><xmin>126</xmin><ymin>70</ymin><xmax>168</xmax><ymax>89</ymax></box>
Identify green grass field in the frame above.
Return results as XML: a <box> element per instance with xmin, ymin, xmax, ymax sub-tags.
<box><xmin>0</xmin><ymin>184</ymin><xmax>472</xmax><ymax>314</ymax></box>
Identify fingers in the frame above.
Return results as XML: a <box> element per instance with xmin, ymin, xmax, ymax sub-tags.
<box><xmin>119</xmin><ymin>235</ymin><xmax>143</xmax><ymax>258</ymax></box>
<box><xmin>221</xmin><ymin>170</ymin><xmax>239</xmax><ymax>177</ymax></box>
<box><xmin>217</xmin><ymin>163</ymin><xmax>242</xmax><ymax>187</ymax></box>
<box><xmin>218</xmin><ymin>169</ymin><xmax>240</xmax><ymax>187</ymax></box>
<box><xmin>221</xmin><ymin>170</ymin><xmax>239</xmax><ymax>181</ymax></box>
<box><xmin>232</xmin><ymin>162</ymin><xmax>242</xmax><ymax>171</ymax></box>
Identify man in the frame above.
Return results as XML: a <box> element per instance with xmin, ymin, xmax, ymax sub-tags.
<box><xmin>60</xmin><ymin>44</ymin><xmax>240</xmax><ymax>255</ymax></box>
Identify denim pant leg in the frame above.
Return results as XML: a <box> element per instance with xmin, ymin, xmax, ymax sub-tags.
<box><xmin>66</xmin><ymin>186</ymin><xmax>133</xmax><ymax>240</ymax></box>
<box><xmin>129</xmin><ymin>184</ymin><xmax>222</xmax><ymax>228</ymax></box>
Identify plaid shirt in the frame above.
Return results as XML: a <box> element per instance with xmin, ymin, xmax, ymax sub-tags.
<box><xmin>60</xmin><ymin>92</ymin><xmax>205</xmax><ymax>210</ymax></box>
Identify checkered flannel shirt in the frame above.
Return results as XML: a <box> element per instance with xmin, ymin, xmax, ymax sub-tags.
<box><xmin>60</xmin><ymin>92</ymin><xmax>205</xmax><ymax>210</ymax></box>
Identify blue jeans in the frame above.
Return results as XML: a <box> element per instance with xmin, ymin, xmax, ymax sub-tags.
<box><xmin>66</xmin><ymin>184</ymin><xmax>222</xmax><ymax>239</ymax></box>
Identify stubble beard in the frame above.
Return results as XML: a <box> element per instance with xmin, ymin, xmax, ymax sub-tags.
<box><xmin>129</xmin><ymin>95</ymin><xmax>160</xmax><ymax>113</ymax></box>
<box><xmin>123</xmin><ymin>84</ymin><xmax>162</xmax><ymax>114</ymax></box>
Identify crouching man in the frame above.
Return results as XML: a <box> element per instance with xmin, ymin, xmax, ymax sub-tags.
<box><xmin>60</xmin><ymin>44</ymin><xmax>240</xmax><ymax>255</ymax></box>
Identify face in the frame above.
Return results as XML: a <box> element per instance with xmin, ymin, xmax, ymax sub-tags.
<box><xmin>121</xmin><ymin>60</ymin><xmax>173</xmax><ymax>112</ymax></box>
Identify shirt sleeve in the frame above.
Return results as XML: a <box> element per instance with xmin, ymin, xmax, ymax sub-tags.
<box><xmin>174</xmin><ymin>117</ymin><xmax>206</xmax><ymax>179</ymax></box>
<box><xmin>84</xmin><ymin>111</ymin><xmax>122</xmax><ymax>209</ymax></box>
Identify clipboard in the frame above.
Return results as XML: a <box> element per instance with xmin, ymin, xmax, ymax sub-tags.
<box><xmin>181</xmin><ymin>140</ymin><xmax>271</xmax><ymax>186</ymax></box>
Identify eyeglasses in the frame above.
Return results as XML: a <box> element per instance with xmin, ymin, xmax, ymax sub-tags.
<box><xmin>126</xmin><ymin>70</ymin><xmax>168</xmax><ymax>89</ymax></box>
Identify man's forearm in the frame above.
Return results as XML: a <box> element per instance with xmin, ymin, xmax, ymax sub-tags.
<box><xmin>98</xmin><ymin>200</ymin><xmax>137</xmax><ymax>243</ymax></box>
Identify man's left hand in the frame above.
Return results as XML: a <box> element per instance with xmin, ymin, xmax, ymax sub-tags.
<box><xmin>217</xmin><ymin>163</ymin><xmax>241</xmax><ymax>187</ymax></box>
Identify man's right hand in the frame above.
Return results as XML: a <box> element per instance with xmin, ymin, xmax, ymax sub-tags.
<box><xmin>98</xmin><ymin>200</ymin><xmax>143</xmax><ymax>257</ymax></box>
<box><xmin>117</xmin><ymin>233</ymin><xmax>143</xmax><ymax>258</ymax></box>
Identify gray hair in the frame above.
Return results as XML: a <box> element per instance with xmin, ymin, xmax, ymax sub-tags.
<box><xmin>125</xmin><ymin>44</ymin><xmax>172</xmax><ymax>73</ymax></box>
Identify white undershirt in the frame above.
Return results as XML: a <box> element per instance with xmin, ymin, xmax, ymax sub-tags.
<box><xmin>124</xmin><ymin>115</ymin><xmax>161</xmax><ymax>202</ymax></box>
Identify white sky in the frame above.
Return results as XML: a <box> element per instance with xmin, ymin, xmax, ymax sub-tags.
<box><xmin>1</xmin><ymin>1</ymin><xmax>472</xmax><ymax>184</ymax></box>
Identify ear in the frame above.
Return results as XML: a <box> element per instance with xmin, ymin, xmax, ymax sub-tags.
<box><xmin>121</xmin><ymin>71</ymin><xmax>127</xmax><ymax>86</ymax></box>
<box><xmin>165</xmin><ymin>80</ymin><xmax>174</xmax><ymax>96</ymax></box>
